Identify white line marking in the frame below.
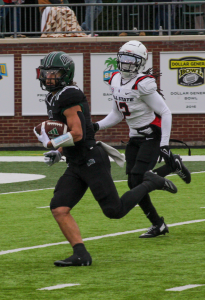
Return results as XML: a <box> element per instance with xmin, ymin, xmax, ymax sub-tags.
<box><xmin>1</xmin><ymin>171</ymin><xmax>205</xmax><ymax>196</ymax></box>
<box><xmin>37</xmin><ymin>283</ymin><xmax>80</xmax><ymax>290</ymax></box>
<box><xmin>37</xmin><ymin>206</ymin><xmax>50</xmax><ymax>208</ymax></box>
<box><xmin>0</xmin><ymin>219</ymin><xmax>205</xmax><ymax>256</ymax></box>
<box><xmin>200</xmin><ymin>207</ymin><xmax>205</xmax><ymax>208</ymax></box>
<box><xmin>0</xmin><ymin>188</ymin><xmax>54</xmax><ymax>195</ymax></box>
<box><xmin>166</xmin><ymin>284</ymin><xmax>205</xmax><ymax>291</ymax></box>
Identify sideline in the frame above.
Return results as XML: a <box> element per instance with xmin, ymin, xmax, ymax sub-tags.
<box><xmin>0</xmin><ymin>219</ymin><xmax>204</xmax><ymax>256</ymax></box>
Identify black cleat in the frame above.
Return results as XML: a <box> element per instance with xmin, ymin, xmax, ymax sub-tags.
<box><xmin>139</xmin><ymin>217</ymin><xmax>169</xmax><ymax>238</ymax></box>
<box><xmin>54</xmin><ymin>252</ymin><xmax>92</xmax><ymax>267</ymax></box>
<box><xmin>143</xmin><ymin>171</ymin><xmax>177</xmax><ymax>194</ymax></box>
<box><xmin>174</xmin><ymin>154</ymin><xmax>191</xmax><ymax>184</ymax></box>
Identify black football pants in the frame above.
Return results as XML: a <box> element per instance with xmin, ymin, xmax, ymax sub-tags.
<box><xmin>50</xmin><ymin>144</ymin><xmax>150</xmax><ymax>219</ymax></box>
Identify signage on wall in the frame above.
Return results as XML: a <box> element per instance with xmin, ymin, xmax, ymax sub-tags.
<box><xmin>160</xmin><ymin>52</ymin><xmax>205</xmax><ymax>113</ymax></box>
<box><xmin>0</xmin><ymin>55</ymin><xmax>14</xmax><ymax>116</ymax></box>
<box><xmin>21</xmin><ymin>54</ymin><xmax>84</xmax><ymax>116</ymax></box>
<box><xmin>90</xmin><ymin>53</ymin><xmax>153</xmax><ymax>115</ymax></box>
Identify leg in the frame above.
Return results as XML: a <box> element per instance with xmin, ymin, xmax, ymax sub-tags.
<box><xmin>154</xmin><ymin>154</ymin><xmax>191</xmax><ymax>184</ymax></box>
<box><xmin>94</xmin><ymin>0</ymin><xmax>102</xmax><ymax>20</ymax></box>
<box><xmin>87</xmin><ymin>144</ymin><xmax>176</xmax><ymax>220</ymax></box>
<box><xmin>125</xmin><ymin>138</ymin><xmax>172</xmax><ymax>238</ymax></box>
<box><xmin>82</xmin><ymin>0</ymin><xmax>97</xmax><ymax>31</ymax></box>
<box><xmin>52</xmin><ymin>206</ymin><xmax>83</xmax><ymax>247</ymax></box>
<box><xmin>195</xmin><ymin>4</ymin><xmax>205</xmax><ymax>31</ymax></box>
<box><xmin>50</xmin><ymin>166</ymin><xmax>92</xmax><ymax>266</ymax></box>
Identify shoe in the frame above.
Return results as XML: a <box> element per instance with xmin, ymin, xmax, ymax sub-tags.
<box><xmin>54</xmin><ymin>252</ymin><xmax>92</xmax><ymax>267</ymax></box>
<box><xmin>17</xmin><ymin>34</ymin><xmax>26</xmax><ymax>38</ymax></box>
<box><xmin>174</xmin><ymin>155</ymin><xmax>191</xmax><ymax>184</ymax></box>
<box><xmin>139</xmin><ymin>217</ymin><xmax>169</xmax><ymax>238</ymax></box>
<box><xmin>143</xmin><ymin>171</ymin><xmax>177</xmax><ymax>194</ymax></box>
<box><xmin>139</xmin><ymin>31</ymin><xmax>146</xmax><ymax>36</ymax></box>
<box><xmin>119</xmin><ymin>32</ymin><xmax>127</xmax><ymax>36</ymax></box>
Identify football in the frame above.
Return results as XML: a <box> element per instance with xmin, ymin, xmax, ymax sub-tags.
<box><xmin>35</xmin><ymin>120</ymin><xmax>68</xmax><ymax>139</ymax></box>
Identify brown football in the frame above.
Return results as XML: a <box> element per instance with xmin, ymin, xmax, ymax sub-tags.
<box><xmin>35</xmin><ymin>120</ymin><xmax>68</xmax><ymax>139</ymax></box>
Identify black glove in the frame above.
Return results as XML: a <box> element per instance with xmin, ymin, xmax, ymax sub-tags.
<box><xmin>158</xmin><ymin>146</ymin><xmax>176</xmax><ymax>171</ymax></box>
<box><xmin>93</xmin><ymin>122</ymin><xmax>99</xmax><ymax>133</ymax></box>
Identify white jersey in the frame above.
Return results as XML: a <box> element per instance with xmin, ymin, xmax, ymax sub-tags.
<box><xmin>97</xmin><ymin>72</ymin><xmax>172</xmax><ymax>147</ymax></box>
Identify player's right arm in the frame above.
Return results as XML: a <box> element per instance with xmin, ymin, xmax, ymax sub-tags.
<box><xmin>95</xmin><ymin>100</ymin><xmax>123</xmax><ymax>131</ymax></box>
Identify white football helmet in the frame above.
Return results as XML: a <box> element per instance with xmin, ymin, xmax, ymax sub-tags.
<box><xmin>117</xmin><ymin>40</ymin><xmax>148</xmax><ymax>79</ymax></box>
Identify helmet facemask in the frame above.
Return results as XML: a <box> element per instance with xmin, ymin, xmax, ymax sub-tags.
<box><xmin>117</xmin><ymin>53</ymin><xmax>146</xmax><ymax>79</ymax></box>
<box><xmin>37</xmin><ymin>68</ymin><xmax>67</xmax><ymax>92</ymax></box>
<box><xmin>36</xmin><ymin>52</ymin><xmax>75</xmax><ymax>92</ymax></box>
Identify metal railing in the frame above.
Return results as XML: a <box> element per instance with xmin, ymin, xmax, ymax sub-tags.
<box><xmin>0</xmin><ymin>2</ymin><xmax>204</xmax><ymax>38</ymax></box>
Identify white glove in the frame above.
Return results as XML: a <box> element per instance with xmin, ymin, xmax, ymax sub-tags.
<box><xmin>33</xmin><ymin>126</ymin><xmax>50</xmax><ymax>148</ymax></box>
<box><xmin>43</xmin><ymin>150</ymin><xmax>62</xmax><ymax>166</ymax></box>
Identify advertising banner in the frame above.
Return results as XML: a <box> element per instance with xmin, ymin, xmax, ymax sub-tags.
<box><xmin>22</xmin><ymin>54</ymin><xmax>84</xmax><ymax>116</ymax></box>
<box><xmin>160</xmin><ymin>52</ymin><xmax>205</xmax><ymax>113</ymax></box>
<box><xmin>90</xmin><ymin>53</ymin><xmax>153</xmax><ymax>115</ymax></box>
<box><xmin>0</xmin><ymin>55</ymin><xmax>14</xmax><ymax>116</ymax></box>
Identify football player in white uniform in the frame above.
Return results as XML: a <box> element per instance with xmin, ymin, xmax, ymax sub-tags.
<box><xmin>94</xmin><ymin>40</ymin><xmax>191</xmax><ymax>238</ymax></box>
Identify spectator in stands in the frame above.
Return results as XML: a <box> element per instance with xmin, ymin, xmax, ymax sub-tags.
<box><xmin>38</xmin><ymin>0</ymin><xmax>88</xmax><ymax>37</ymax></box>
<box><xmin>81</xmin><ymin>0</ymin><xmax>102</xmax><ymax>33</ymax></box>
<box><xmin>195</xmin><ymin>4</ymin><xmax>205</xmax><ymax>34</ymax></box>
<box><xmin>0</xmin><ymin>0</ymin><xmax>25</xmax><ymax>37</ymax></box>
<box><xmin>38</xmin><ymin>0</ymin><xmax>62</xmax><ymax>15</ymax></box>
<box><xmin>118</xmin><ymin>0</ymin><xmax>148</xmax><ymax>36</ymax></box>
<box><xmin>153</xmin><ymin>0</ymin><xmax>175</xmax><ymax>35</ymax></box>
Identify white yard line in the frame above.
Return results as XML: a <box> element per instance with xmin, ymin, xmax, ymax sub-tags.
<box><xmin>37</xmin><ymin>283</ymin><xmax>80</xmax><ymax>290</ymax></box>
<box><xmin>0</xmin><ymin>219</ymin><xmax>205</xmax><ymax>256</ymax></box>
<box><xmin>166</xmin><ymin>284</ymin><xmax>205</xmax><ymax>291</ymax></box>
<box><xmin>1</xmin><ymin>171</ymin><xmax>205</xmax><ymax>196</ymax></box>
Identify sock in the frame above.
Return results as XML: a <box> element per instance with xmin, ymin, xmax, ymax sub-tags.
<box><xmin>73</xmin><ymin>243</ymin><xmax>88</xmax><ymax>257</ymax></box>
<box><xmin>138</xmin><ymin>194</ymin><xmax>161</xmax><ymax>225</ymax></box>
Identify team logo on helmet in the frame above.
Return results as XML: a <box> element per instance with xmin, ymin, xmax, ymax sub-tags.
<box><xmin>60</xmin><ymin>54</ymin><xmax>71</xmax><ymax>65</ymax></box>
<box><xmin>169</xmin><ymin>56</ymin><xmax>205</xmax><ymax>87</ymax></box>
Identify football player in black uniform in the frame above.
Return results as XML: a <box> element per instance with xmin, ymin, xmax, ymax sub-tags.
<box><xmin>34</xmin><ymin>51</ymin><xmax>178</xmax><ymax>267</ymax></box>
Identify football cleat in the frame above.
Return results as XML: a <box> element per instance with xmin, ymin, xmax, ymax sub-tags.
<box><xmin>139</xmin><ymin>217</ymin><xmax>169</xmax><ymax>238</ymax></box>
<box><xmin>143</xmin><ymin>171</ymin><xmax>177</xmax><ymax>194</ymax></box>
<box><xmin>174</xmin><ymin>154</ymin><xmax>191</xmax><ymax>184</ymax></box>
<box><xmin>54</xmin><ymin>252</ymin><xmax>92</xmax><ymax>267</ymax></box>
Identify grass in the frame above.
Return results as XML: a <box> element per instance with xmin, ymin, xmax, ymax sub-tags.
<box><xmin>0</xmin><ymin>151</ymin><xmax>205</xmax><ymax>299</ymax></box>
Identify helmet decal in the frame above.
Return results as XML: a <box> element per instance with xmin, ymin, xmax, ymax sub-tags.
<box><xmin>60</xmin><ymin>54</ymin><xmax>71</xmax><ymax>65</ymax></box>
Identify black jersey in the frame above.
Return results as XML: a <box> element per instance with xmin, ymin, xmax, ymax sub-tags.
<box><xmin>45</xmin><ymin>85</ymin><xmax>95</xmax><ymax>164</ymax></box>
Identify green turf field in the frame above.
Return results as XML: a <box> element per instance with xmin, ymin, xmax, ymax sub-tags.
<box><xmin>0</xmin><ymin>149</ymin><xmax>205</xmax><ymax>299</ymax></box>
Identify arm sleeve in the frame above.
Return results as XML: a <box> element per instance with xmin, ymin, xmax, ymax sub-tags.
<box><xmin>141</xmin><ymin>91</ymin><xmax>172</xmax><ymax>147</ymax></box>
<box><xmin>97</xmin><ymin>101</ymin><xmax>123</xmax><ymax>130</ymax></box>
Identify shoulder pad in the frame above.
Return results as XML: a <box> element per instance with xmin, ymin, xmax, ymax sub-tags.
<box><xmin>132</xmin><ymin>75</ymin><xmax>155</xmax><ymax>90</ymax></box>
<box><xmin>108</xmin><ymin>72</ymin><xmax>120</xmax><ymax>85</ymax></box>
<box><xmin>56</xmin><ymin>86</ymin><xmax>84</xmax><ymax>108</ymax></box>
<box><xmin>133</xmin><ymin>76</ymin><xmax>157</xmax><ymax>95</ymax></box>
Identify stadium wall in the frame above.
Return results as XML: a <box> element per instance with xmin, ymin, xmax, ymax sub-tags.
<box><xmin>0</xmin><ymin>36</ymin><xmax>205</xmax><ymax>148</ymax></box>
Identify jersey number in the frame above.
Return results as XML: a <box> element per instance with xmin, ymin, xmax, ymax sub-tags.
<box><xmin>115</xmin><ymin>101</ymin><xmax>131</xmax><ymax>119</ymax></box>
